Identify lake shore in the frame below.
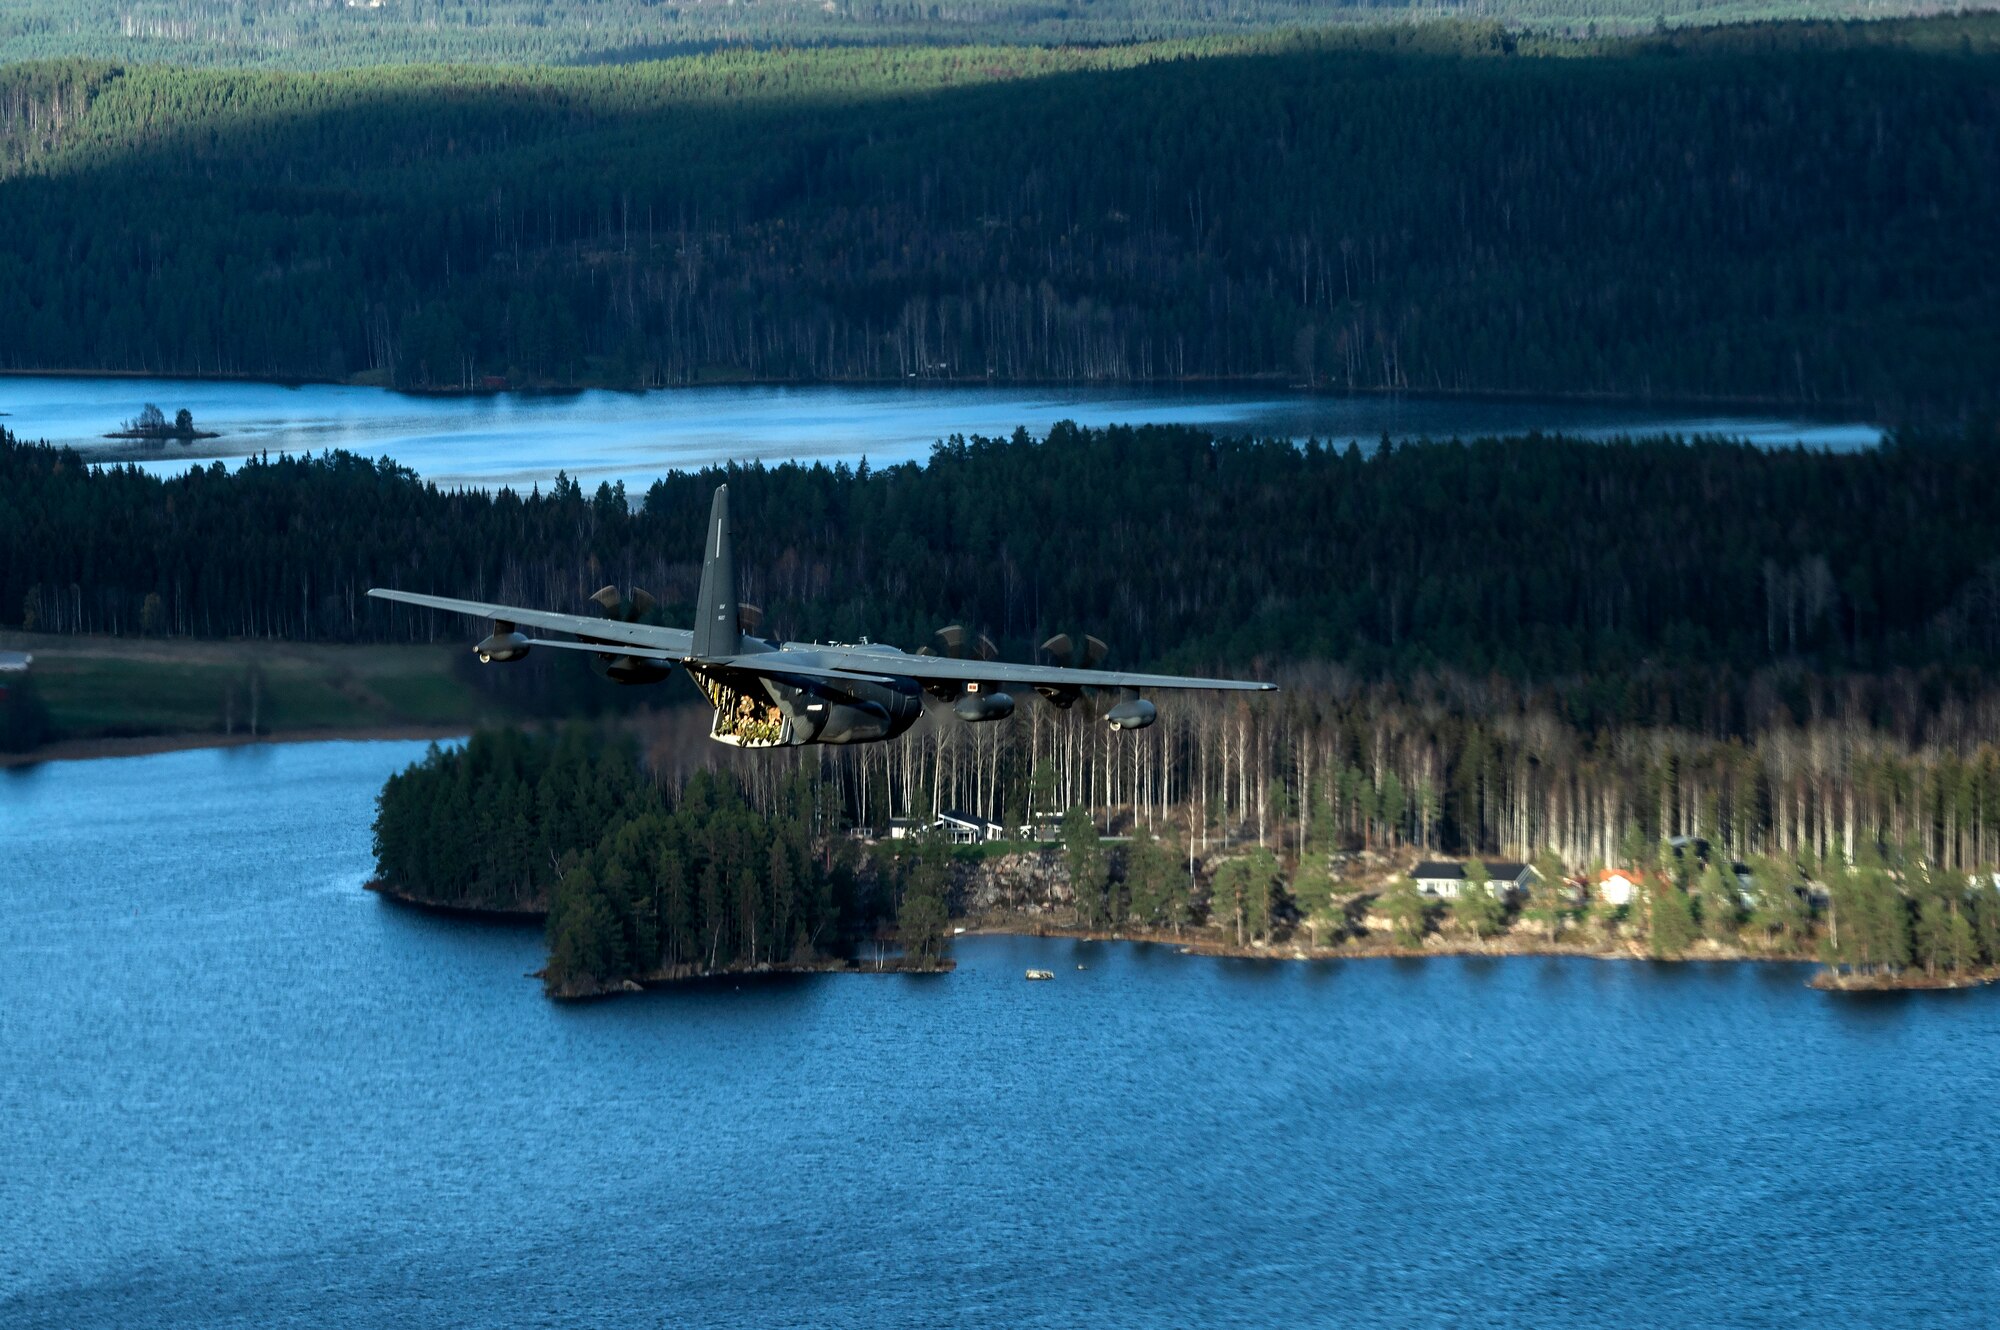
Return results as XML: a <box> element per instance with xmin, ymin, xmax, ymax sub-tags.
<box><xmin>0</xmin><ymin>364</ymin><xmax>1874</xmax><ymax>418</ymax></box>
<box><xmin>1</xmin><ymin>725</ymin><xmax>468</xmax><ymax>768</ymax></box>
<box><xmin>360</xmin><ymin>888</ymin><xmax>1978</xmax><ymax>995</ymax></box>
<box><xmin>958</xmin><ymin>917</ymin><xmax>2000</xmax><ymax>991</ymax></box>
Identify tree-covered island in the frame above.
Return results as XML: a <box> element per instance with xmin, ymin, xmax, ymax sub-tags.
<box><xmin>104</xmin><ymin>405</ymin><xmax>218</xmax><ymax>441</ymax></box>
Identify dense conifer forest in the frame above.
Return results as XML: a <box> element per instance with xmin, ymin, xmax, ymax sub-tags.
<box><xmin>372</xmin><ymin>726</ymin><xmax>950</xmax><ymax>993</ymax></box>
<box><xmin>10</xmin><ymin>422</ymin><xmax>2000</xmax><ymax>680</ymax></box>
<box><xmin>1</xmin><ymin>18</ymin><xmax>1995</xmax><ymax>412</ymax></box>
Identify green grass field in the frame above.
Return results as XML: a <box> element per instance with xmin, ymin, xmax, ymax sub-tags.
<box><xmin>0</xmin><ymin>633</ymin><xmax>507</xmax><ymax>739</ymax></box>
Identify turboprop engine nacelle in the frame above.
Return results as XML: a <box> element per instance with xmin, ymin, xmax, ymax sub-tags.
<box><xmin>1105</xmin><ymin>698</ymin><xmax>1158</xmax><ymax>731</ymax></box>
<box><xmin>475</xmin><ymin>629</ymin><xmax>531</xmax><ymax>664</ymax></box>
<box><xmin>952</xmin><ymin>689</ymin><xmax>1015</xmax><ymax>723</ymax></box>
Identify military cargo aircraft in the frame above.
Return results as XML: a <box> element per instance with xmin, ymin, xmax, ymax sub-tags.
<box><xmin>368</xmin><ymin>484</ymin><xmax>1274</xmax><ymax>748</ymax></box>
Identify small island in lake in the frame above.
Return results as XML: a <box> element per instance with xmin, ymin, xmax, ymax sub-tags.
<box><xmin>105</xmin><ymin>404</ymin><xmax>219</xmax><ymax>442</ymax></box>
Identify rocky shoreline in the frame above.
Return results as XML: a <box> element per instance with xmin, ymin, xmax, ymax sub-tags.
<box><xmin>368</xmin><ymin>852</ymin><xmax>1996</xmax><ymax>997</ymax></box>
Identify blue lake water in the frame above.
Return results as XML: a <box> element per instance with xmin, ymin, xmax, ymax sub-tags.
<box><xmin>0</xmin><ymin>375</ymin><xmax>1883</xmax><ymax>493</ymax></box>
<box><xmin>4</xmin><ymin>740</ymin><xmax>1996</xmax><ymax>1328</ymax></box>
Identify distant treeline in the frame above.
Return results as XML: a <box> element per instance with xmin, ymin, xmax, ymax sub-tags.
<box><xmin>373</xmin><ymin>727</ymin><xmax>950</xmax><ymax>994</ymax></box>
<box><xmin>0</xmin><ymin>2</ymin><xmax>1962</xmax><ymax>68</ymax></box>
<box><xmin>10</xmin><ymin>422</ymin><xmax>2000</xmax><ymax>690</ymax></box>
<box><xmin>2</xmin><ymin>19</ymin><xmax>1996</xmax><ymax>413</ymax></box>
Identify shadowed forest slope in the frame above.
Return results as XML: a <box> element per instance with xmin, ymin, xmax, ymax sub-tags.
<box><xmin>1</xmin><ymin>20</ymin><xmax>1995</xmax><ymax>413</ymax></box>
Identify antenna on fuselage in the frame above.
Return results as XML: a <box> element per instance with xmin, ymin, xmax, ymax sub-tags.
<box><xmin>690</xmin><ymin>483</ymin><xmax>741</xmax><ymax>661</ymax></box>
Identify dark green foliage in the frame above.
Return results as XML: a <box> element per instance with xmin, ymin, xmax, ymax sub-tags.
<box><xmin>1125</xmin><ymin>830</ymin><xmax>1190</xmax><ymax>933</ymax></box>
<box><xmin>1062</xmin><ymin>806</ymin><xmax>1108</xmax><ymax>928</ymax></box>
<box><xmin>1747</xmin><ymin>857</ymin><xmax>1810</xmax><ymax>950</ymax></box>
<box><xmin>1453</xmin><ymin>858</ymin><xmax>1504</xmax><ymax>938</ymax></box>
<box><xmin>893</xmin><ymin>831</ymin><xmax>952</xmax><ymax>969</ymax></box>
<box><xmin>0</xmin><ymin>21</ymin><xmax>1994</xmax><ymax>411</ymax></box>
<box><xmin>16</xmin><ymin>423</ymin><xmax>2000</xmax><ymax>695</ymax></box>
<box><xmin>1697</xmin><ymin>859</ymin><xmax>1740</xmax><ymax>943</ymax></box>
<box><xmin>1818</xmin><ymin>852</ymin><xmax>1912</xmax><ymax>978</ymax></box>
<box><xmin>1241</xmin><ymin>846</ymin><xmax>1281</xmax><ymax>942</ymax></box>
<box><xmin>1289</xmin><ymin>852</ymin><xmax>1339</xmax><ymax>945</ymax></box>
<box><xmin>372</xmin><ymin>726</ymin><xmax>645</xmax><ymax>910</ymax></box>
<box><xmin>1382</xmin><ymin>875</ymin><xmax>1428</xmax><ymax>947</ymax></box>
<box><xmin>373</xmin><ymin>725</ymin><xmax>885</xmax><ymax>992</ymax></box>
<box><xmin>1648</xmin><ymin>879</ymin><xmax>1699</xmax><ymax>957</ymax></box>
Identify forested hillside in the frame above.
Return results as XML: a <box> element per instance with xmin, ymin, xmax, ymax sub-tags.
<box><xmin>1</xmin><ymin>20</ymin><xmax>1995</xmax><ymax>412</ymax></box>
<box><xmin>1</xmin><ymin>0</ymin><xmax>1980</xmax><ymax>67</ymax></box>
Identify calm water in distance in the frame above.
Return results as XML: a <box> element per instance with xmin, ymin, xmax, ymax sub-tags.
<box><xmin>4</xmin><ymin>740</ymin><xmax>1995</xmax><ymax>1328</ymax></box>
<box><xmin>0</xmin><ymin>375</ymin><xmax>1883</xmax><ymax>494</ymax></box>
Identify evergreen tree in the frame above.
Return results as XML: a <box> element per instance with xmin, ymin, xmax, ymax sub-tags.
<box><xmin>1382</xmin><ymin>875</ymin><xmax>1428</xmax><ymax>949</ymax></box>
<box><xmin>1290</xmin><ymin>852</ymin><xmax>1340</xmax><ymax>948</ymax></box>
<box><xmin>1748</xmin><ymin>856</ymin><xmax>1809</xmax><ymax>953</ymax></box>
<box><xmin>1453</xmin><ymin>858</ymin><xmax>1503</xmax><ymax>939</ymax></box>
<box><xmin>897</xmin><ymin>831</ymin><xmax>952</xmax><ymax>969</ymax></box>
<box><xmin>1697</xmin><ymin>859</ymin><xmax>1740</xmax><ymax>944</ymax></box>
<box><xmin>1062</xmin><ymin>806</ymin><xmax>1107</xmax><ymax>929</ymax></box>
<box><xmin>545</xmin><ymin>861</ymin><xmax>625</xmax><ymax>995</ymax></box>
<box><xmin>1648</xmin><ymin>879</ymin><xmax>1699</xmax><ymax>958</ymax></box>
<box><xmin>1243</xmin><ymin>845</ymin><xmax>1280</xmax><ymax>943</ymax></box>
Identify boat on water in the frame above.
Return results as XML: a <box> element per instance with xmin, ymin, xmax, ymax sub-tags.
<box><xmin>1025</xmin><ymin>969</ymin><xmax>1054</xmax><ymax>981</ymax></box>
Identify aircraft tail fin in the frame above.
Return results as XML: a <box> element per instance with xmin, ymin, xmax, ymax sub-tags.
<box><xmin>690</xmin><ymin>483</ymin><xmax>741</xmax><ymax>660</ymax></box>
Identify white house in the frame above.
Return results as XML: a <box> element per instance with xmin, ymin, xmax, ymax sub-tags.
<box><xmin>1412</xmin><ymin>860</ymin><xmax>1537</xmax><ymax>900</ymax></box>
<box><xmin>1596</xmin><ymin>868</ymin><xmax>1644</xmax><ymax>908</ymax></box>
<box><xmin>887</xmin><ymin>810</ymin><xmax>1007</xmax><ymax>844</ymax></box>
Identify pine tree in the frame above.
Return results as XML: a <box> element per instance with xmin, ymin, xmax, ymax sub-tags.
<box><xmin>1210</xmin><ymin>858</ymin><xmax>1247</xmax><ymax>944</ymax></box>
<box><xmin>1454</xmin><ymin>858</ymin><xmax>1503</xmax><ymax>939</ymax></box>
<box><xmin>1697</xmin><ymin>859</ymin><xmax>1739</xmax><ymax>944</ymax></box>
<box><xmin>1062</xmin><ymin>806</ymin><xmax>1106</xmax><ymax>929</ymax></box>
<box><xmin>897</xmin><ymin>831</ymin><xmax>951</xmax><ymax>969</ymax></box>
<box><xmin>1290</xmin><ymin>852</ymin><xmax>1339</xmax><ymax>948</ymax></box>
<box><xmin>1382</xmin><ymin>875</ymin><xmax>1428</xmax><ymax>948</ymax></box>
<box><xmin>1244</xmin><ymin>845</ymin><xmax>1280</xmax><ymax>943</ymax></box>
<box><xmin>1648</xmin><ymin>878</ymin><xmax>1698</xmax><ymax>958</ymax></box>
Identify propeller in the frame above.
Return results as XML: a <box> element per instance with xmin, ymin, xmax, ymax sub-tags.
<box><xmin>585</xmin><ymin>585</ymin><xmax>671</xmax><ymax>684</ymax></box>
<box><xmin>1035</xmin><ymin>632</ymin><xmax>1111</xmax><ymax>710</ymax></box>
<box><xmin>918</xmin><ymin>623</ymin><xmax>999</xmax><ymax>661</ymax></box>
<box><xmin>590</xmin><ymin>584</ymin><xmax>658</xmax><ymax>622</ymax></box>
<box><xmin>915</xmin><ymin>623</ymin><xmax>1000</xmax><ymax>701</ymax></box>
<box><xmin>1039</xmin><ymin>632</ymin><xmax>1109</xmax><ymax>669</ymax></box>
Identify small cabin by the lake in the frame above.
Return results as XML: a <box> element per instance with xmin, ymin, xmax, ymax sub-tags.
<box><xmin>1412</xmin><ymin>860</ymin><xmax>1537</xmax><ymax>900</ymax></box>
<box><xmin>885</xmin><ymin>810</ymin><xmax>1008</xmax><ymax>844</ymax></box>
<box><xmin>1596</xmin><ymin>869</ymin><xmax>1644</xmax><ymax>907</ymax></box>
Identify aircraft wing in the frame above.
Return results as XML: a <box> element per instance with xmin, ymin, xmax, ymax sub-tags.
<box><xmin>761</xmin><ymin>647</ymin><xmax>1276</xmax><ymax>693</ymax></box>
<box><xmin>366</xmin><ymin>588</ymin><xmax>695</xmax><ymax>655</ymax></box>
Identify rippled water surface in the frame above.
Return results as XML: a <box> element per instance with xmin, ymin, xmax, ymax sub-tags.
<box><xmin>4</xmin><ymin>741</ymin><xmax>1995</xmax><ymax>1328</ymax></box>
<box><xmin>0</xmin><ymin>376</ymin><xmax>1882</xmax><ymax>492</ymax></box>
